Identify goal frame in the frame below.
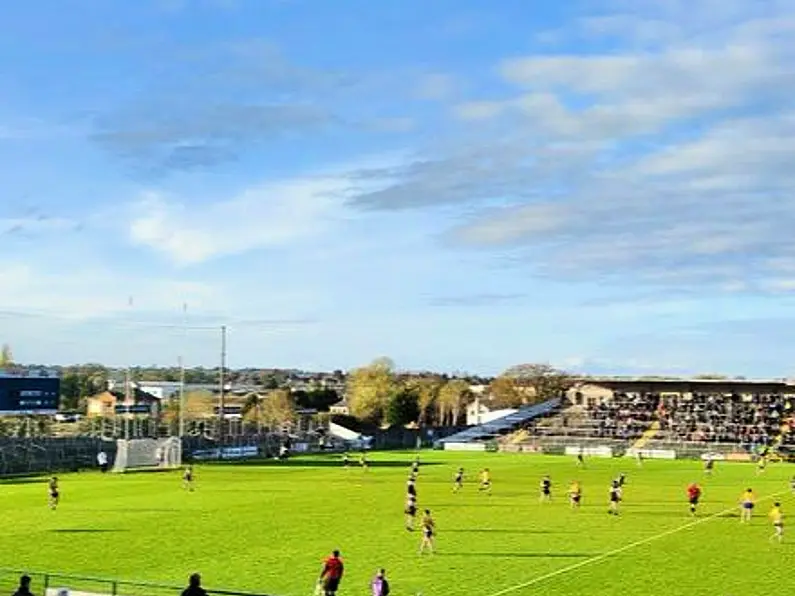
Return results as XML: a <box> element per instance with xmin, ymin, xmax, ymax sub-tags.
<box><xmin>111</xmin><ymin>437</ymin><xmax>182</xmax><ymax>473</ymax></box>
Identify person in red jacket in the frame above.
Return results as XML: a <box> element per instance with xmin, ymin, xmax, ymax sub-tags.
<box><xmin>687</xmin><ymin>483</ymin><xmax>702</xmax><ymax>516</ymax></box>
<box><xmin>319</xmin><ymin>550</ymin><xmax>344</xmax><ymax>596</ymax></box>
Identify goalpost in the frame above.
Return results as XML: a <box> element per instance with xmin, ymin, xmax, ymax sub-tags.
<box><xmin>112</xmin><ymin>437</ymin><xmax>182</xmax><ymax>473</ymax></box>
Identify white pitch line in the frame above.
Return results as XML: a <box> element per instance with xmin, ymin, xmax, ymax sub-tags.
<box><xmin>485</xmin><ymin>491</ymin><xmax>785</xmax><ymax>596</ymax></box>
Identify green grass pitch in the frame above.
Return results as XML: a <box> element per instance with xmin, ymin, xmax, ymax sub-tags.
<box><xmin>0</xmin><ymin>451</ymin><xmax>793</xmax><ymax>596</ymax></box>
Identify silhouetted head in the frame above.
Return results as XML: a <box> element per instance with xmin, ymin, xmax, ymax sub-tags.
<box><xmin>189</xmin><ymin>574</ymin><xmax>201</xmax><ymax>588</ymax></box>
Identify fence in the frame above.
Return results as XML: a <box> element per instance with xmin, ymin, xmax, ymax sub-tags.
<box><xmin>0</xmin><ymin>437</ymin><xmax>114</xmax><ymax>477</ymax></box>
<box><xmin>0</xmin><ymin>569</ymin><xmax>274</xmax><ymax>596</ymax></box>
<box><xmin>0</xmin><ymin>425</ymin><xmax>468</xmax><ymax>477</ymax></box>
<box><xmin>501</xmin><ymin>433</ymin><xmax>784</xmax><ymax>461</ymax></box>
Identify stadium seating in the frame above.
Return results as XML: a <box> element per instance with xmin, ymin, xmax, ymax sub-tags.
<box><xmin>516</xmin><ymin>390</ymin><xmax>795</xmax><ymax>451</ymax></box>
<box><xmin>657</xmin><ymin>393</ymin><xmax>794</xmax><ymax>447</ymax></box>
<box><xmin>438</xmin><ymin>398</ymin><xmax>561</xmax><ymax>444</ymax></box>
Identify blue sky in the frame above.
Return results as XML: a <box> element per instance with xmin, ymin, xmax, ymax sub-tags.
<box><xmin>2</xmin><ymin>0</ymin><xmax>795</xmax><ymax>376</ymax></box>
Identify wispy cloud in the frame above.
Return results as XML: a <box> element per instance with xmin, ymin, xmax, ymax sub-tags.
<box><xmin>414</xmin><ymin>73</ymin><xmax>458</xmax><ymax>101</ymax></box>
<box><xmin>428</xmin><ymin>292</ymin><xmax>524</xmax><ymax>307</ymax></box>
<box><xmin>342</xmin><ymin>1</ymin><xmax>795</xmax><ymax>293</ymax></box>
<box><xmin>93</xmin><ymin>102</ymin><xmax>335</xmax><ymax>174</ymax></box>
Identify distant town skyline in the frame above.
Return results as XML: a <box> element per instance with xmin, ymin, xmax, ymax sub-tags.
<box><xmin>2</xmin><ymin>0</ymin><xmax>795</xmax><ymax>377</ymax></box>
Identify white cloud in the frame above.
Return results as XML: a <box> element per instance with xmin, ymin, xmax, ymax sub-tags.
<box><xmin>129</xmin><ymin>159</ymin><xmax>396</xmax><ymax>265</ymax></box>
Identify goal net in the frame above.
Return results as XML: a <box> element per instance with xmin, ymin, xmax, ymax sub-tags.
<box><xmin>112</xmin><ymin>437</ymin><xmax>182</xmax><ymax>473</ymax></box>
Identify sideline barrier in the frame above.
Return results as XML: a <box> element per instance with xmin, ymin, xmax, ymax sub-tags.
<box><xmin>700</xmin><ymin>453</ymin><xmax>726</xmax><ymax>461</ymax></box>
<box><xmin>725</xmin><ymin>452</ymin><xmax>753</xmax><ymax>462</ymax></box>
<box><xmin>626</xmin><ymin>448</ymin><xmax>676</xmax><ymax>460</ymax></box>
<box><xmin>443</xmin><ymin>442</ymin><xmax>487</xmax><ymax>451</ymax></box>
<box><xmin>499</xmin><ymin>444</ymin><xmax>542</xmax><ymax>453</ymax></box>
<box><xmin>565</xmin><ymin>446</ymin><xmax>612</xmax><ymax>458</ymax></box>
<box><xmin>0</xmin><ymin>568</ymin><xmax>274</xmax><ymax>596</ymax></box>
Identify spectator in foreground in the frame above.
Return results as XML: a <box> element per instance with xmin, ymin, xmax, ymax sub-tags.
<box><xmin>13</xmin><ymin>575</ymin><xmax>34</xmax><ymax>596</ymax></box>
<box><xmin>181</xmin><ymin>573</ymin><xmax>207</xmax><ymax>596</ymax></box>
<box><xmin>319</xmin><ymin>550</ymin><xmax>344</xmax><ymax>596</ymax></box>
<box><xmin>371</xmin><ymin>569</ymin><xmax>390</xmax><ymax>596</ymax></box>
<box><xmin>97</xmin><ymin>451</ymin><xmax>108</xmax><ymax>473</ymax></box>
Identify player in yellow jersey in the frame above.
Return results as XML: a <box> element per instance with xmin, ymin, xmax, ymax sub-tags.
<box><xmin>419</xmin><ymin>509</ymin><xmax>435</xmax><ymax>555</ymax></box>
<box><xmin>739</xmin><ymin>488</ymin><xmax>755</xmax><ymax>523</ymax></box>
<box><xmin>479</xmin><ymin>469</ymin><xmax>491</xmax><ymax>494</ymax></box>
<box><xmin>769</xmin><ymin>502</ymin><xmax>784</xmax><ymax>543</ymax></box>
<box><xmin>48</xmin><ymin>477</ymin><xmax>59</xmax><ymax>510</ymax></box>
<box><xmin>568</xmin><ymin>481</ymin><xmax>582</xmax><ymax>509</ymax></box>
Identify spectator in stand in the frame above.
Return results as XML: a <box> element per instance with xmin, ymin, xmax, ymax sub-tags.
<box><xmin>12</xmin><ymin>575</ymin><xmax>34</xmax><ymax>596</ymax></box>
<box><xmin>181</xmin><ymin>573</ymin><xmax>208</xmax><ymax>596</ymax></box>
<box><xmin>371</xmin><ymin>569</ymin><xmax>390</xmax><ymax>596</ymax></box>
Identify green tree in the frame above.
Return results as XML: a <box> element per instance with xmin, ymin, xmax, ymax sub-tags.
<box><xmin>488</xmin><ymin>375</ymin><xmax>525</xmax><ymax>408</ymax></box>
<box><xmin>293</xmin><ymin>388</ymin><xmax>339</xmax><ymax>411</ymax></box>
<box><xmin>0</xmin><ymin>344</ymin><xmax>13</xmax><ymax>367</ymax></box>
<box><xmin>182</xmin><ymin>391</ymin><xmax>216</xmax><ymax>419</ymax></box>
<box><xmin>437</xmin><ymin>379</ymin><xmax>471</xmax><ymax>425</ymax></box>
<box><xmin>261</xmin><ymin>389</ymin><xmax>296</xmax><ymax>428</ymax></box>
<box><xmin>346</xmin><ymin>357</ymin><xmax>397</xmax><ymax>424</ymax></box>
<box><xmin>406</xmin><ymin>377</ymin><xmax>442</xmax><ymax>426</ymax></box>
<box><xmin>385</xmin><ymin>386</ymin><xmax>420</xmax><ymax>426</ymax></box>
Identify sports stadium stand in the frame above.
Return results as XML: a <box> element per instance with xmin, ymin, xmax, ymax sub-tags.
<box><xmin>499</xmin><ymin>377</ymin><xmax>795</xmax><ymax>458</ymax></box>
<box><xmin>438</xmin><ymin>398</ymin><xmax>561</xmax><ymax>445</ymax></box>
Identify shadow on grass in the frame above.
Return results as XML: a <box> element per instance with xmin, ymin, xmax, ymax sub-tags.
<box><xmin>0</xmin><ymin>475</ymin><xmax>47</xmax><ymax>485</ymax></box>
<box><xmin>50</xmin><ymin>529</ymin><xmax>128</xmax><ymax>534</ymax></box>
<box><xmin>202</xmin><ymin>458</ymin><xmax>442</xmax><ymax>469</ymax></box>
<box><xmin>114</xmin><ymin>468</ymin><xmax>179</xmax><ymax>476</ymax></box>
<box><xmin>437</xmin><ymin>552</ymin><xmax>598</xmax><ymax>559</ymax></box>
<box><xmin>76</xmin><ymin>508</ymin><xmax>184</xmax><ymax>514</ymax></box>
<box><xmin>444</xmin><ymin>528</ymin><xmax>573</xmax><ymax>535</ymax></box>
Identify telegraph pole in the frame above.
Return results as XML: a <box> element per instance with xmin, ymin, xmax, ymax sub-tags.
<box><xmin>178</xmin><ymin>303</ymin><xmax>187</xmax><ymax>438</ymax></box>
<box><xmin>218</xmin><ymin>325</ymin><xmax>227</xmax><ymax>451</ymax></box>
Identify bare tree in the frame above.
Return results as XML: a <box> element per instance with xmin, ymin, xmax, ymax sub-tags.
<box><xmin>499</xmin><ymin>363</ymin><xmax>574</xmax><ymax>403</ymax></box>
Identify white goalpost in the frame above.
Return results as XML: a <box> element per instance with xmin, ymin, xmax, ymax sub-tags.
<box><xmin>112</xmin><ymin>437</ymin><xmax>182</xmax><ymax>473</ymax></box>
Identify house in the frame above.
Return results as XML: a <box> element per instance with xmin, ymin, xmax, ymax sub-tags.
<box><xmin>329</xmin><ymin>399</ymin><xmax>350</xmax><ymax>415</ymax></box>
<box><xmin>86</xmin><ymin>389</ymin><xmax>160</xmax><ymax>418</ymax></box>
<box><xmin>466</xmin><ymin>400</ymin><xmax>518</xmax><ymax>426</ymax></box>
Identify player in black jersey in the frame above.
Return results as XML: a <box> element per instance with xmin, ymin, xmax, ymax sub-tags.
<box><xmin>183</xmin><ymin>465</ymin><xmax>194</xmax><ymax>491</ymax></box>
<box><xmin>404</xmin><ymin>493</ymin><xmax>417</xmax><ymax>531</ymax></box>
<box><xmin>539</xmin><ymin>476</ymin><xmax>552</xmax><ymax>502</ymax></box>
<box><xmin>608</xmin><ymin>480</ymin><xmax>622</xmax><ymax>515</ymax></box>
<box><xmin>453</xmin><ymin>467</ymin><xmax>464</xmax><ymax>492</ymax></box>
<box><xmin>407</xmin><ymin>477</ymin><xmax>417</xmax><ymax>498</ymax></box>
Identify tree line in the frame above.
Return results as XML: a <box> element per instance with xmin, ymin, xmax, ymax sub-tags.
<box><xmin>3</xmin><ymin>341</ymin><xmax>577</xmax><ymax>429</ymax></box>
<box><xmin>345</xmin><ymin>358</ymin><xmax>575</xmax><ymax>427</ymax></box>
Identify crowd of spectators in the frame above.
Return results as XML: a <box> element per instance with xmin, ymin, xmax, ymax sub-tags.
<box><xmin>585</xmin><ymin>392</ymin><xmax>661</xmax><ymax>440</ymax></box>
<box><xmin>658</xmin><ymin>393</ymin><xmax>793</xmax><ymax>447</ymax></box>
<box><xmin>581</xmin><ymin>391</ymin><xmax>795</xmax><ymax>447</ymax></box>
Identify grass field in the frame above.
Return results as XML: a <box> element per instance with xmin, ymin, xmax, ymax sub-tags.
<box><xmin>1</xmin><ymin>451</ymin><xmax>793</xmax><ymax>596</ymax></box>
